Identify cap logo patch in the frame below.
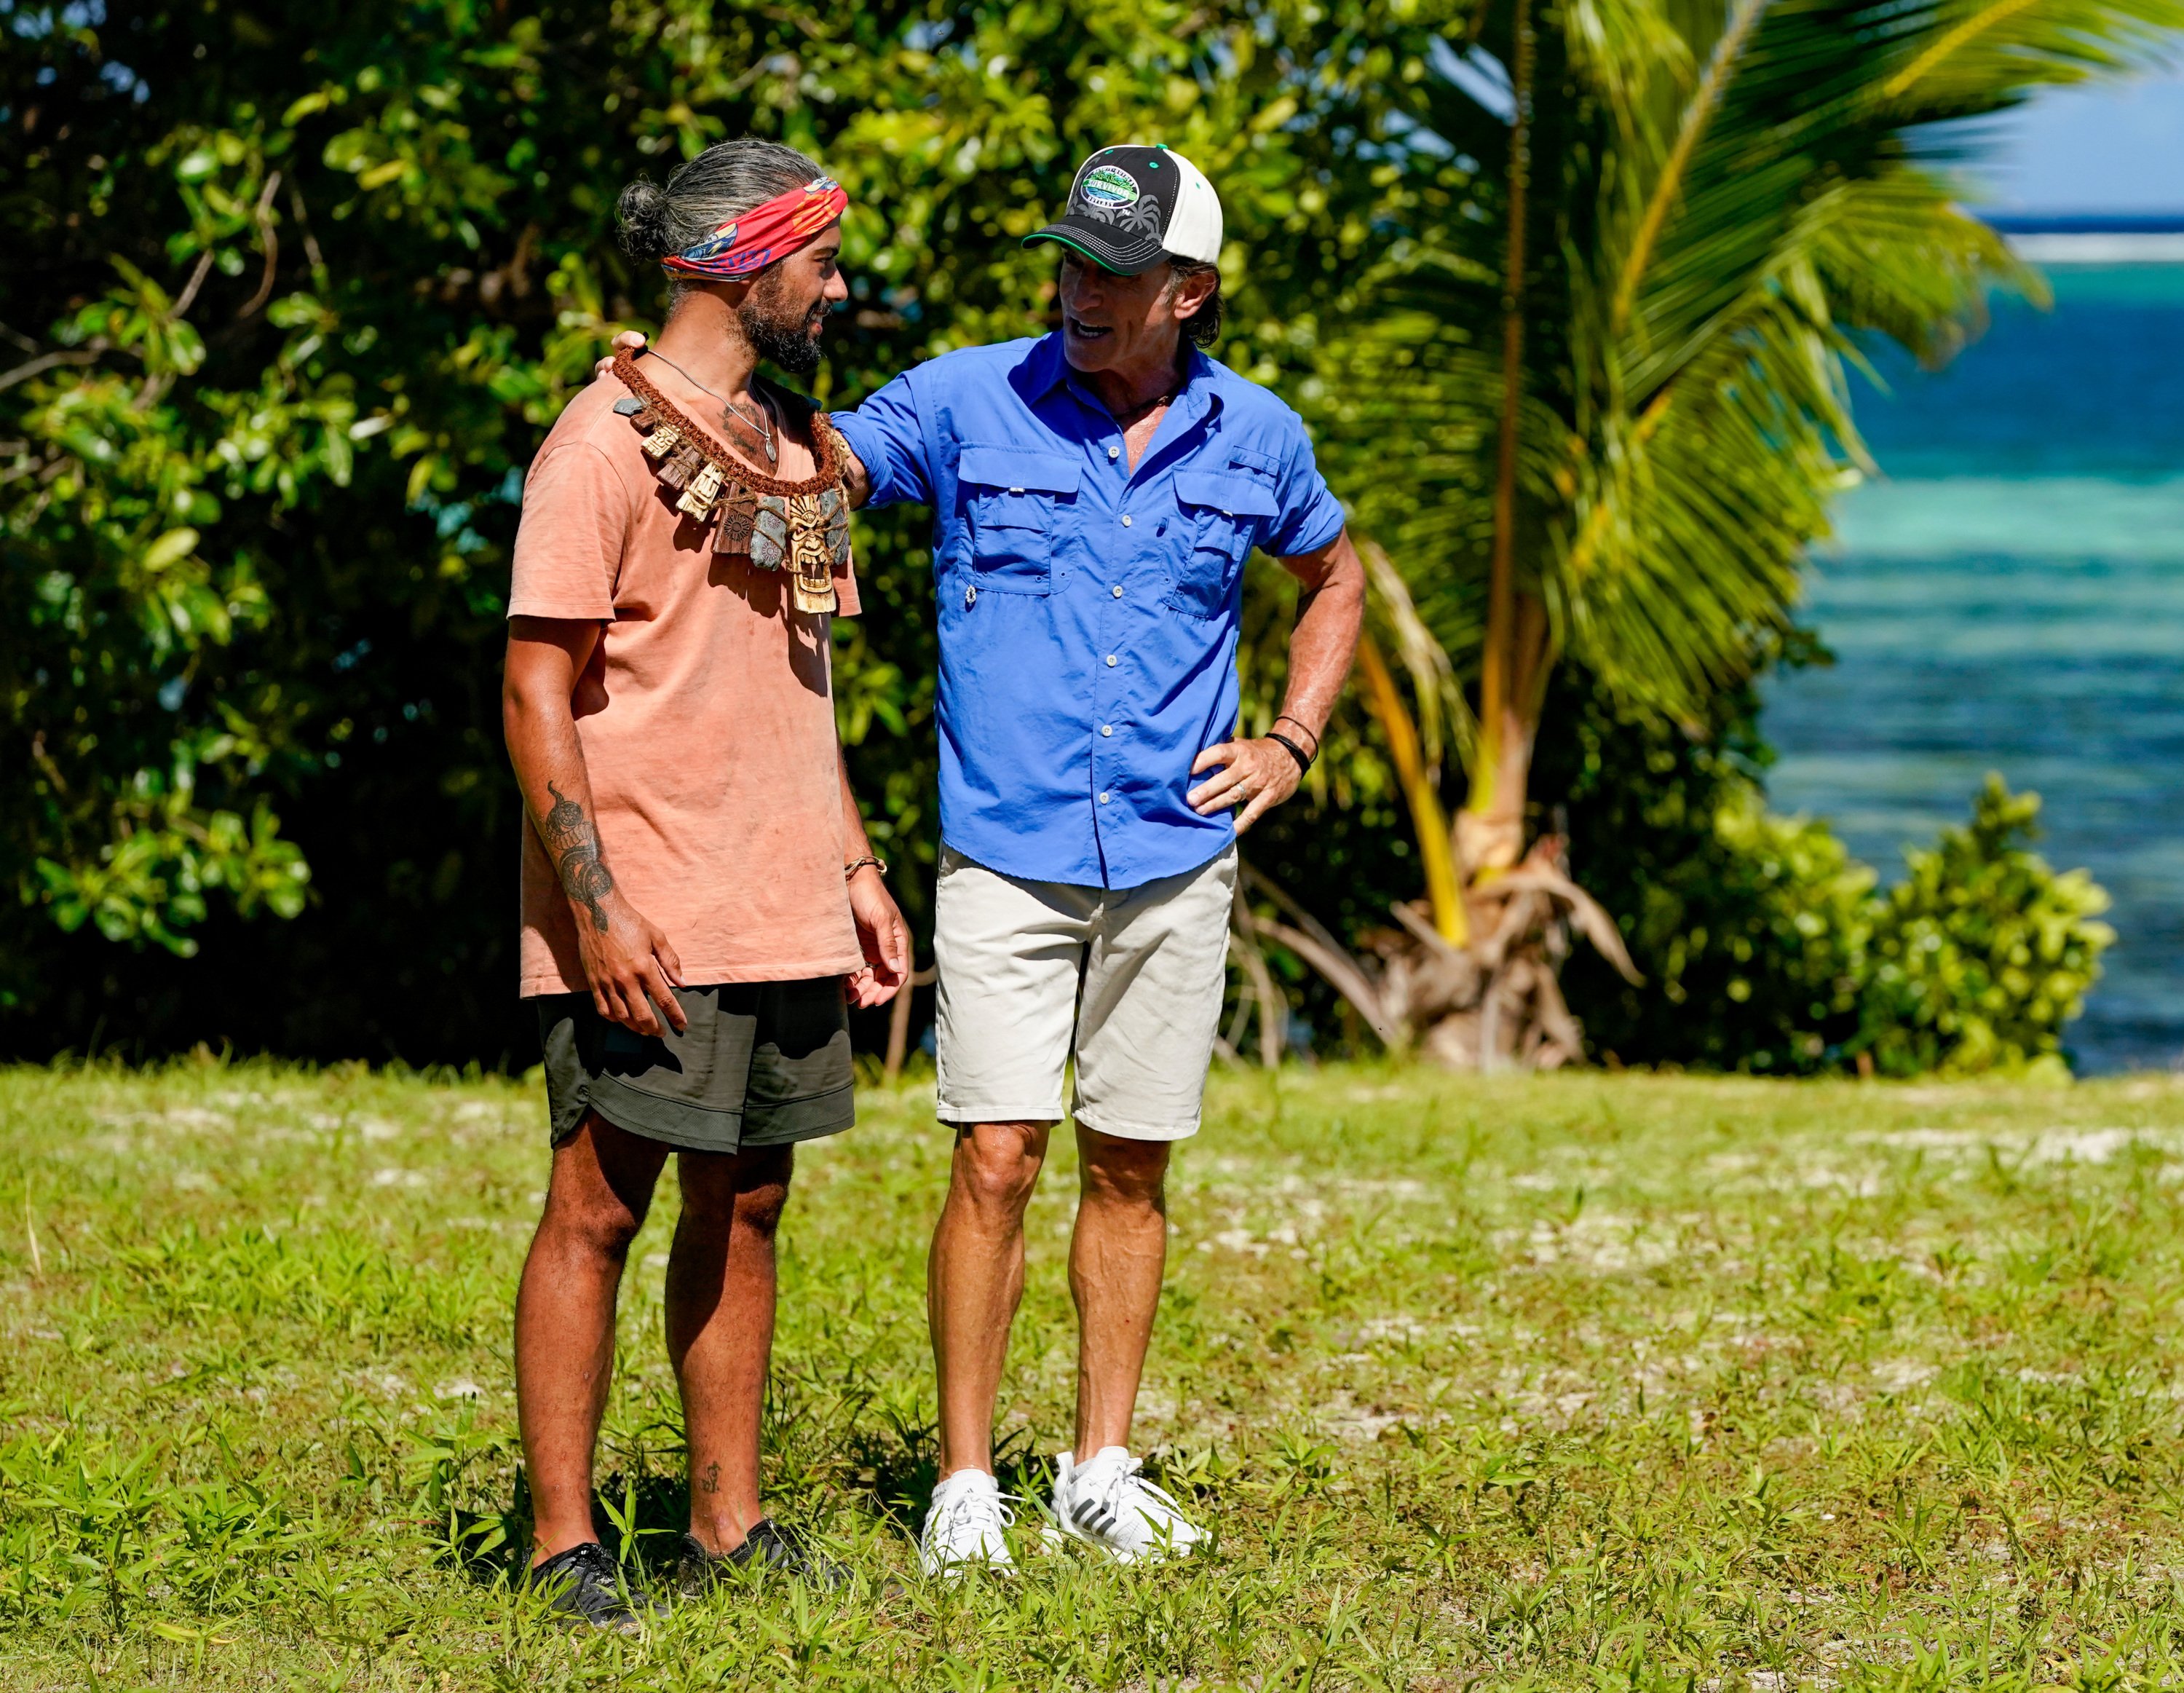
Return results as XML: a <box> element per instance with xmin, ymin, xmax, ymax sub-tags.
<box><xmin>1080</xmin><ymin>165</ymin><xmax>1141</xmax><ymax>210</ymax></box>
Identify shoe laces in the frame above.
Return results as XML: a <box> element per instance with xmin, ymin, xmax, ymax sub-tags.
<box><xmin>536</xmin><ymin>1539</ymin><xmax>622</xmax><ymax>1593</ymax></box>
<box><xmin>927</xmin><ymin>1475</ymin><xmax>1023</xmax><ymax>1544</ymax></box>
<box><xmin>1077</xmin><ymin>1453</ymin><xmax>1187</xmax><ymax>1526</ymax></box>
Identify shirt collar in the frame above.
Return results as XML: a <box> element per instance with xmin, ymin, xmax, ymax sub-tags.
<box><xmin>1026</xmin><ymin>331</ymin><xmax>1224</xmax><ymax>430</ymax></box>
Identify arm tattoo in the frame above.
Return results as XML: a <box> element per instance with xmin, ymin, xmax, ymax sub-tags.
<box><xmin>542</xmin><ymin>781</ymin><xmax>615</xmax><ymax>934</ymax></box>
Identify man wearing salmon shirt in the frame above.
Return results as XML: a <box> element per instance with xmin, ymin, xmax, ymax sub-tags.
<box><xmin>506</xmin><ymin>138</ymin><xmax>907</xmax><ymax>1629</ymax></box>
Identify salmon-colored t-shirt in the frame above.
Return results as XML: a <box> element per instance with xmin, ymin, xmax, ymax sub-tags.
<box><xmin>508</xmin><ymin>372</ymin><xmax>865</xmax><ymax>998</ymax></box>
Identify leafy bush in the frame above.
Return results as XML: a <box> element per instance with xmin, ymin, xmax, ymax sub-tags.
<box><xmin>1540</xmin><ymin>664</ymin><xmax>1867</xmax><ymax>1074</ymax></box>
<box><xmin>1543</xmin><ymin>671</ymin><xmax>2110</xmax><ymax>1077</ymax></box>
<box><xmin>1858</xmin><ymin>777</ymin><xmax>2114</xmax><ymax>1080</ymax></box>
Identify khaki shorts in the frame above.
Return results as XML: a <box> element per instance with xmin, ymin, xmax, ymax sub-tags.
<box><xmin>933</xmin><ymin>845</ymin><xmax>1237</xmax><ymax>1142</ymax></box>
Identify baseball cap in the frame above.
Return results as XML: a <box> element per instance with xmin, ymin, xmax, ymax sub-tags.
<box><xmin>1023</xmin><ymin>145</ymin><xmax>1224</xmax><ymax>276</ymax></box>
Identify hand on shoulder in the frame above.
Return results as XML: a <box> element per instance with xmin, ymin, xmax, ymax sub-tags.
<box><xmin>595</xmin><ymin>331</ymin><xmax>650</xmax><ymax>379</ymax></box>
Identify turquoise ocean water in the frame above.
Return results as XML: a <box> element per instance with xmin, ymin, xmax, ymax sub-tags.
<box><xmin>1762</xmin><ymin>263</ymin><xmax>2184</xmax><ymax>1073</ymax></box>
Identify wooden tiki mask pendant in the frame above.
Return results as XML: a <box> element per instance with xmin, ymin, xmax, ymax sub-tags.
<box><xmin>786</xmin><ymin>492</ymin><xmax>838</xmax><ymax>614</ymax></box>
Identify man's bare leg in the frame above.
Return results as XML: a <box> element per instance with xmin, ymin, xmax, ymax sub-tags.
<box><xmin>515</xmin><ymin>1113</ymin><xmax>669</xmax><ymax>1564</ymax></box>
<box><xmin>928</xmin><ymin>1120</ymin><xmax>1052</xmax><ymax>1477</ymax></box>
<box><xmin>1069</xmin><ymin>1126</ymin><xmax>1171</xmax><ymax>1456</ymax></box>
<box><xmin>668</xmin><ymin>1144</ymin><xmax>793</xmax><ymax>1555</ymax></box>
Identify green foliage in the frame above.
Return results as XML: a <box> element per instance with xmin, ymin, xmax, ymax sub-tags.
<box><xmin>1</xmin><ymin>0</ymin><xmax>2159</xmax><ymax>1078</ymax></box>
<box><xmin>1540</xmin><ymin>663</ymin><xmax>2115</xmax><ymax>1077</ymax></box>
<box><xmin>0</xmin><ymin>0</ymin><xmax>1446</xmax><ymax>1054</ymax></box>
<box><xmin>1319</xmin><ymin>0</ymin><xmax>2184</xmax><ymax>732</ymax></box>
<box><xmin>1543</xmin><ymin>663</ymin><xmax>1875</xmax><ymax>1075</ymax></box>
<box><xmin>1861</xmin><ymin>776</ymin><xmax>2116</xmax><ymax>1080</ymax></box>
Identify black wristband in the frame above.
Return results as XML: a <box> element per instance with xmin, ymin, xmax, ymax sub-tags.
<box><xmin>1266</xmin><ymin>730</ymin><xmax>1313</xmax><ymax>776</ymax></box>
<box><xmin>1273</xmin><ymin>714</ymin><xmax>1321</xmax><ymax>758</ymax></box>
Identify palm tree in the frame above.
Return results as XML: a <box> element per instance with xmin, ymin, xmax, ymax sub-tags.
<box><xmin>1317</xmin><ymin>0</ymin><xmax>2184</xmax><ymax>955</ymax></box>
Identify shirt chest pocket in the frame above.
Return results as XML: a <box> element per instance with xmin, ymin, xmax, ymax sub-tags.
<box><xmin>957</xmin><ymin>445</ymin><xmax>1083</xmax><ymax>596</ymax></box>
<box><xmin>1166</xmin><ymin>470</ymin><xmax>1279</xmax><ymax>619</ymax></box>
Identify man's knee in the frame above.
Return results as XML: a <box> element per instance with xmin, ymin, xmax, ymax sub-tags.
<box><xmin>951</xmin><ymin>1121</ymin><xmax>1049</xmax><ymax>1217</ymax></box>
<box><xmin>540</xmin><ymin>1115</ymin><xmax>662</xmax><ymax>1260</ymax></box>
<box><xmin>1079</xmin><ymin>1129</ymin><xmax>1169</xmax><ymax>1207</ymax></box>
<box><xmin>542</xmin><ymin>1182</ymin><xmax>649</xmax><ymax>1263</ymax></box>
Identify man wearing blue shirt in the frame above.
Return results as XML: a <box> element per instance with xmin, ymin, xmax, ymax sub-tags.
<box><xmin>828</xmin><ymin>146</ymin><xmax>1365</xmax><ymax>1576</ymax></box>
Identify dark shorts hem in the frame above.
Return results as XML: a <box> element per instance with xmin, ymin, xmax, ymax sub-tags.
<box><xmin>537</xmin><ymin>978</ymin><xmax>855</xmax><ymax>1156</ymax></box>
<box><xmin>561</xmin><ymin>1074</ymin><xmax>857</xmax><ymax>1155</ymax></box>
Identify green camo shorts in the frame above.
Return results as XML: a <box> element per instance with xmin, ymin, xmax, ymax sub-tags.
<box><xmin>534</xmin><ymin>979</ymin><xmax>855</xmax><ymax>1155</ymax></box>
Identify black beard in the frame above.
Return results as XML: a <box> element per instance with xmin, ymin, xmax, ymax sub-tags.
<box><xmin>740</xmin><ymin>299</ymin><xmax>823</xmax><ymax>377</ymax></box>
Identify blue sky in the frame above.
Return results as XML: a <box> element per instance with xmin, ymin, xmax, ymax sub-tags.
<box><xmin>1974</xmin><ymin>68</ymin><xmax>2184</xmax><ymax>214</ymax></box>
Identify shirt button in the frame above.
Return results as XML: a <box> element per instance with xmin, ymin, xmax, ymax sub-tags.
<box><xmin>1112</xmin><ymin>584</ymin><xmax>1123</xmax><ymax>599</ymax></box>
<box><xmin>1098</xmin><ymin>792</ymin><xmax>1110</xmax><ymax>804</ymax></box>
<box><xmin>965</xmin><ymin>584</ymin><xmax>977</xmax><ymax>607</ymax></box>
<box><xmin>1009</xmin><ymin>486</ymin><xmax>1024</xmax><ymax>494</ymax></box>
<box><xmin>1108</xmin><ymin>445</ymin><xmax>1120</xmax><ymax>461</ymax></box>
<box><xmin>1100</xmin><ymin>724</ymin><xmax>1113</xmax><ymax>737</ymax></box>
<box><xmin>1121</xmin><ymin>514</ymin><xmax>1133</xmax><ymax>527</ymax></box>
<box><xmin>1105</xmin><ymin>654</ymin><xmax>1117</xmax><ymax>666</ymax></box>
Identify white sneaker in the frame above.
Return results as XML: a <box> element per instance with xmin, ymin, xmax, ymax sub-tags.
<box><xmin>1051</xmin><ymin>1448</ymin><xmax>1206</xmax><ymax>1564</ymax></box>
<box><xmin>919</xmin><ymin>1469</ymin><xmax>1020</xmax><ymax>1579</ymax></box>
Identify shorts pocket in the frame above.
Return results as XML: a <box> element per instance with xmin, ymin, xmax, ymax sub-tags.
<box><xmin>1166</xmin><ymin>470</ymin><xmax>1277</xmax><ymax>619</ymax></box>
<box><xmin>957</xmin><ymin>443</ymin><xmax>1082</xmax><ymax>596</ymax></box>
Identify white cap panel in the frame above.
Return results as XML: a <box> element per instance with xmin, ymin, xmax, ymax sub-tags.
<box><xmin>1160</xmin><ymin>150</ymin><xmax>1224</xmax><ymax>264</ymax></box>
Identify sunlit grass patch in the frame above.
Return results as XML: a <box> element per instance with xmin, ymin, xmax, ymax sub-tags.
<box><xmin>6</xmin><ymin>1060</ymin><xmax>2184</xmax><ymax>1688</ymax></box>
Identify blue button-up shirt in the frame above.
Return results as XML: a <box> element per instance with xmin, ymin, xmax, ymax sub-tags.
<box><xmin>834</xmin><ymin>332</ymin><xmax>1346</xmax><ymax>891</ymax></box>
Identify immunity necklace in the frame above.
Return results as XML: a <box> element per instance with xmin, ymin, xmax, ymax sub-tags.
<box><xmin>609</xmin><ymin>352</ymin><xmax>851</xmax><ymax>615</ymax></box>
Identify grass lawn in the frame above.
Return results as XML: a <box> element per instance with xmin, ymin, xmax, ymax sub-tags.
<box><xmin>7</xmin><ymin>1059</ymin><xmax>2184</xmax><ymax>1689</ymax></box>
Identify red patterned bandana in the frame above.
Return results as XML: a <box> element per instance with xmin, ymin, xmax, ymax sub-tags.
<box><xmin>660</xmin><ymin>176</ymin><xmax>848</xmax><ymax>281</ymax></box>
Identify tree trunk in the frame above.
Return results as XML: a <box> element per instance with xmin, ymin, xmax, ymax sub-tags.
<box><xmin>1357</xmin><ymin>632</ymin><xmax>1468</xmax><ymax>944</ymax></box>
<box><xmin>1463</xmin><ymin>0</ymin><xmax>1542</xmax><ymax>881</ymax></box>
<box><xmin>1457</xmin><ymin>591</ymin><xmax>1549</xmax><ymax>877</ymax></box>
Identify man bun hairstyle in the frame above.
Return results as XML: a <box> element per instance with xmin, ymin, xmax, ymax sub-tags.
<box><xmin>617</xmin><ymin>138</ymin><xmax>825</xmax><ymax>274</ymax></box>
<box><xmin>1166</xmin><ymin>257</ymin><xmax>1223</xmax><ymax>350</ymax></box>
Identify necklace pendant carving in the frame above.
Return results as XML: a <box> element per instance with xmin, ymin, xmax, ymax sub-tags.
<box><xmin>713</xmin><ymin>483</ymin><xmax>759</xmax><ymax>556</ymax></box>
<box><xmin>676</xmin><ymin>461</ymin><xmax>727</xmax><ymax>518</ymax></box>
<box><xmin>785</xmin><ymin>492</ymin><xmax>839</xmax><ymax>613</ymax></box>
<box><xmin>639</xmin><ymin>422</ymin><xmax>682</xmax><ymax>462</ymax></box>
<box><xmin>751</xmin><ymin>494</ymin><xmax>790</xmax><ymax>572</ymax></box>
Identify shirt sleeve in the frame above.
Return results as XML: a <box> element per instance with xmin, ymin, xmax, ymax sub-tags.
<box><xmin>1261</xmin><ymin>419</ymin><xmax>1348</xmax><ymax>559</ymax></box>
<box><xmin>507</xmin><ymin>441</ymin><xmax>630</xmax><ymax>620</ymax></box>
<box><xmin>830</xmin><ymin>371</ymin><xmax>933</xmax><ymax>510</ymax></box>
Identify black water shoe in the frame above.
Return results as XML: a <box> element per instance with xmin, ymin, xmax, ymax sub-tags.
<box><xmin>677</xmin><ymin>1519</ymin><xmax>850</xmax><ymax>1593</ymax></box>
<box><xmin>523</xmin><ymin>1541</ymin><xmax>665</xmax><ymax>1634</ymax></box>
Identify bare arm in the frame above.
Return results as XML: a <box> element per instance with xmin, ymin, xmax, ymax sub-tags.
<box><xmin>504</xmin><ymin>616</ymin><xmax>688</xmax><ymax>1037</ymax></box>
<box><xmin>1187</xmin><ymin>528</ymin><xmax>1366</xmax><ymax>833</ymax></box>
<box><xmin>838</xmin><ymin>749</ymin><xmax>909</xmax><ymax>1008</ymax></box>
